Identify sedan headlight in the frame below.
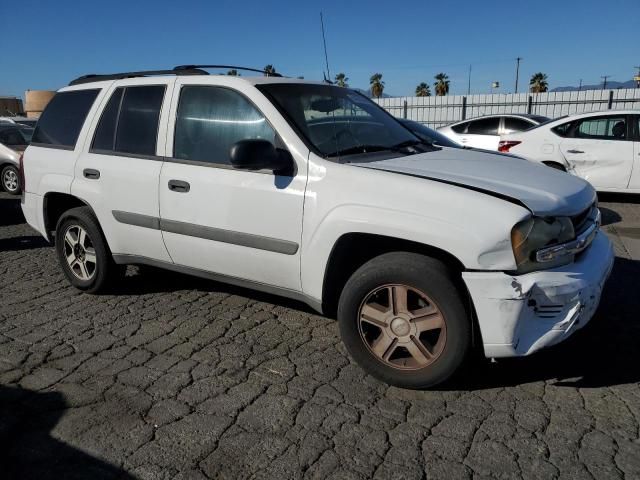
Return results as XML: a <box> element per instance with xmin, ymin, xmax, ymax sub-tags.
<box><xmin>511</xmin><ymin>216</ymin><xmax>575</xmax><ymax>273</ymax></box>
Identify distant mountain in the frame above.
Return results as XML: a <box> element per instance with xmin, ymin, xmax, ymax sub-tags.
<box><xmin>551</xmin><ymin>79</ymin><xmax>637</xmax><ymax>92</ymax></box>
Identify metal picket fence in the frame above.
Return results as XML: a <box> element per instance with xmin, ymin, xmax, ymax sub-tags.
<box><xmin>374</xmin><ymin>88</ymin><xmax>640</xmax><ymax>128</ymax></box>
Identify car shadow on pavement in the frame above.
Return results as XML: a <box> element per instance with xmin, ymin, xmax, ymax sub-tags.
<box><xmin>0</xmin><ymin>385</ymin><xmax>134</xmax><ymax>480</ymax></box>
<box><xmin>599</xmin><ymin>206</ymin><xmax>622</xmax><ymax>226</ymax></box>
<box><xmin>452</xmin><ymin>256</ymin><xmax>640</xmax><ymax>391</ymax></box>
<box><xmin>0</xmin><ymin>196</ymin><xmax>25</xmax><ymax>227</ymax></box>
<box><xmin>0</xmin><ymin>235</ymin><xmax>49</xmax><ymax>252</ymax></box>
<box><xmin>116</xmin><ymin>265</ymin><xmax>318</xmax><ymax>314</ymax></box>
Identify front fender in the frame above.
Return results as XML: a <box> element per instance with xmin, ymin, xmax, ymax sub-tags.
<box><xmin>300</xmin><ymin>202</ymin><xmax>527</xmax><ymax>302</ymax></box>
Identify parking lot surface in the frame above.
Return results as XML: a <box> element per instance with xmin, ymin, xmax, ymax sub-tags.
<box><xmin>1</xmin><ymin>191</ymin><xmax>639</xmax><ymax>479</ymax></box>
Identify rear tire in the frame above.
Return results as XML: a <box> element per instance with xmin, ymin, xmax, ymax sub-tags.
<box><xmin>1</xmin><ymin>165</ymin><xmax>21</xmax><ymax>195</ymax></box>
<box><xmin>55</xmin><ymin>207</ymin><xmax>123</xmax><ymax>293</ymax></box>
<box><xmin>337</xmin><ymin>252</ymin><xmax>470</xmax><ymax>389</ymax></box>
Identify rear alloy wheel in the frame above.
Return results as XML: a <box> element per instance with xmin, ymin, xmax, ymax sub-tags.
<box><xmin>338</xmin><ymin>252</ymin><xmax>470</xmax><ymax>389</ymax></box>
<box><xmin>1</xmin><ymin>165</ymin><xmax>20</xmax><ymax>194</ymax></box>
<box><xmin>55</xmin><ymin>207</ymin><xmax>123</xmax><ymax>293</ymax></box>
<box><xmin>62</xmin><ymin>224</ymin><xmax>97</xmax><ymax>281</ymax></box>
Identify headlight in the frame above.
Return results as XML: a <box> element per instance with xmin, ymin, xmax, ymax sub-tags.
<box><xmin>511</xmin><ymin>216</ymin><xmax>575</xmax><ymax>273</ymax></box>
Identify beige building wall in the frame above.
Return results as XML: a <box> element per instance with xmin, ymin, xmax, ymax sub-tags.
<box><xmin>24</xmin><ymin>90</ymin><xmax>56</xmax><ymax>118</ymax></box>
<box><xmin>0</xmin><ymin>97</ymin><xmax>24</xmax><ymax>116</ymax></box>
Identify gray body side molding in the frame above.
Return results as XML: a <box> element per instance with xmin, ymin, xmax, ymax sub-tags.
<box><xmin>112</xmin><ymin>210</ymin><xmax>298</xmax><ymax>255</ymax></box>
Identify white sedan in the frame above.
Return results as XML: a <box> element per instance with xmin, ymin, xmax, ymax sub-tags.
<box><xmin>499</xmin><ymin>110</ymin><xmax>640</xmax><ymax>193</ymax></box>
<box><xmin>437</xmin><ymin>114</ymin><xmax>549</xmax><ymax>150</ymax></box>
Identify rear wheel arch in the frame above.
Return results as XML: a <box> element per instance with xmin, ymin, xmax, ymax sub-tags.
<box><xmin>542</xmin><ymin>161</ymin><xmax>567</xmax><ymax>171</ymax></box>
<box><xmin>43</xmin><ymin>192</ymin><xmax>99</xmax><ymax>241</ymax></box>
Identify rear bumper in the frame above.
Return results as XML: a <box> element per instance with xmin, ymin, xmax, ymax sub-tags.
<box><xmin>20</xmin><ymin>192</ymin><xmax>47</xmax><ymax>238</ymax></box>
<box><xmin>463</xmin><ymin>231</ymin><xmax>614</xmax><ymax>358</ymax></box>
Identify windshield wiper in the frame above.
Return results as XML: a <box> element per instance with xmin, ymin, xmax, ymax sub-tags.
<box><xmin>326</xmin><ymin>145</ymin><xmax>391</xmax><ymax>158</ymax></box>
<box><xmin>389</xmin><ymin>139</ymin><xmax>425</xmax><ymax>150</ymax></box>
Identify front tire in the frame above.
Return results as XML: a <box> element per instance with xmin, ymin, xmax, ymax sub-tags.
<box><xmin>55</xmin><ymin>207</ymin><xmax>123</xmax><ymax>293</ymax></box>
<box><xmin>338</xmin><ymin>252</ymin><xmax>470</xmax><ymax>389</ymax></box>
<box><xmin>1</xmin><ymin>165</ymin><xmax>21</xmax><ymax>194</ymax></box>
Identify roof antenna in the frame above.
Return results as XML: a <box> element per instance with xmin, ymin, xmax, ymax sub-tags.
<box><xmin>320</xmin><ymin>12</ymin><xmax>332</xmax><ymax>83</ymax></box>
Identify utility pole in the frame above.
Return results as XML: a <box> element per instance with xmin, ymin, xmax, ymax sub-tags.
<box><xmin>578</xmin><ymin>79</ymin><xmax>582</xmax><ymax>91</ymax></box>
<box><xmin>467</xmin><ymin>64</ymin><xmax>472</xmax><ymax>95</ymax></box>
<box><xmin>601</xmin><ymin>75</ymin><xmax>610</xmax><ymax>90</ymax></box>
<box><xmin>515</xmin><ymin>57</ymin><xmax>522</xmax><ymax>93</ymax></box>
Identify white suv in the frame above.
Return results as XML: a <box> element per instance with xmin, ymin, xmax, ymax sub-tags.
<box><xmin>20</xmin><ymin>66</ymin><xmax>614</xmax><ymax>388</ymax></box>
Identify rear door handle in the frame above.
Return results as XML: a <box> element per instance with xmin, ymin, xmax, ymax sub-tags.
<box><xmin>168</xmin><ymin>179</ymin><xmax>190</xmax><ymax>193</ymax></box>
<box><xmin>83</xmin><ymin>168</ymin><xmax>100</xmax><ymax>179</ymax></box>
<box><xmin>567</xmin><ymin>149</ymin><xmax>584</xmax><ymax>154</ymax></box>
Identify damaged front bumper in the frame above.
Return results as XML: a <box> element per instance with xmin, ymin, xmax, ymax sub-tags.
<box><xmin>463</xmin><ymin>231</ymin><xmax>614</xmax><ymax>358</ymax></box>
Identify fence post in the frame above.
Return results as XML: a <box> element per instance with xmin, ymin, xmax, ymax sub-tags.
<box><xmin>403</xmin><ymin>100</ymin><xmax>408</xmax><ymax>119</ymax></box>
<box><xmin>527</xmin><ymin>95</ymin><xmax>533</xmax><ymax>114</ymax></box>
<box><xmin>461</xmin><ymin>96</ymin><xmax>467</xmax><ymax>121</ymax></box>
<box><xmin>607</xmin><ymin>90</ymin><xmax>614</xmax><ymax>109</ymax></box>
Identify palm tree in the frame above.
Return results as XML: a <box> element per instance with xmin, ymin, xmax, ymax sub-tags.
<box><xmin>227</xmin><ymin>69</ymin><xmax>239</xmax><ymax>76</ymax></box>
<box><xmin>370</xmin><ymin>73</ymin><xmax>385</xmax><ymax>98</ymax></box>
<box><xmin>434</xmin><ymin>73</ymin><xmax>450</xmax><ymax>96</ymax></box>
<box><xmin>415</xmin><ymin>82</ymin><xmax>431</xmax><ymax>97</ymax></box>
<box><xmin>529</xmin><ymin>73</ymin><xmax>548</xmax><ymax>93</ymax></box>
<box><xmin>335</xmin><ymin>73</ymin><xmax>349</xmax><ymax>87</ymax></box>
<box><xmin>263</xmin><ymin>65</ymin><xmax>277</xmax><ymax>76</ymax></box>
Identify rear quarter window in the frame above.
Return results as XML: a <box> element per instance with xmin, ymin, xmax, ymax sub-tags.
<box><xmin>450</xmin><ymin>121</ymin><xmax>468</xmax><ymax>133</ymax></box>
<box><xmin>32</xmin><ymin>89</ymin><xmax>99</xmax><ymax>149</ymax></box>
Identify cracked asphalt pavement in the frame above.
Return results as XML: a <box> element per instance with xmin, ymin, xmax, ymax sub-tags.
<box><xmin>1</xmin><ymin>191</ymin><xmax>639</xmax><ymax>479</ymax></box>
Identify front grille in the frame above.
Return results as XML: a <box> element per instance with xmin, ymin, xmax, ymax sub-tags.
<box><xmin>534</xmin><ymin>304</ymin><xmax>564</xmax><ymax>319</ymax></box>
<box><xmin>571</xmin><ymin>203</ymin><xmax>597</xmax><ymax>236</ymax></box>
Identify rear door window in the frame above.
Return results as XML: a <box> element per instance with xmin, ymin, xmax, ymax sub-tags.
<box><xmin>91</xmin><ymin>85</ymin><xmax>165</xmax><ymax>156</ymax></box>
<box><xmin>575</xmin><ymin>116</ymin><xmax>627</xmax><ymax>140</ymax></box>
<box><xmin>467</xmin><ymin>117</ymin><xmax>500</xmax><ymax>135</ymax></box>
<box><xmin>32</xmin><ymin>89</ymin><xmax>99</xmax><ymax>149</ymax></box>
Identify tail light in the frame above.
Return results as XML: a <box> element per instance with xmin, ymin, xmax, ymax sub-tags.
<box><xmin>498</xmin><ymin>140</ymin><xmax>521</xmax><ymax>153</ymax></box>
<box><xmin>18</xmin><ymin>152</ymin><xmax>25</xmax><ymax>192</ymax></box>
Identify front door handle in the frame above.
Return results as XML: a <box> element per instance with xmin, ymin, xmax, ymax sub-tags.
<box><xmin>168</xmin><ymin>179</ymin><xmax>190</xmax><ymax>193</ymax></box>
<box><xmin>83</xmin><ymin>168</ymin><xmax>100</xmax><ymax>179</ymax></box>
<box><xmin>567</xmin><ymin>149</ymin><xmax>584</xmax><ymax>154</ymax></box>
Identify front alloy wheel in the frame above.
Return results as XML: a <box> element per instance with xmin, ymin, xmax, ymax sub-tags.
<box><xmin>338</xmin><ymin>252</ymin><xmax>471</xmax><ymax>389</ymax></box>
<box><xmin>359</xmin><ymin>284</ymin><xmax>447</xmax><ymax>370</ymax></box>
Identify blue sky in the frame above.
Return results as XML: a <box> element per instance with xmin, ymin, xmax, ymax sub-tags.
<box><xmin>2</xmin><ymin>0</ymin><xmax>639</xmax><ymax>98</ymax></box>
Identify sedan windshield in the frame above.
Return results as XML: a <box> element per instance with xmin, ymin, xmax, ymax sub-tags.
<box><xmin>258</xmin><ymin>83</ymin><xmax>422</xmax><ymax>159</ymax></box>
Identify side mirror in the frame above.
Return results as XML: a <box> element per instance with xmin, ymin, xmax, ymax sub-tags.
<box><xmin>230</xmin><ymin>139</ymin><xmax>293</xmax><ymax>174</ymax></box>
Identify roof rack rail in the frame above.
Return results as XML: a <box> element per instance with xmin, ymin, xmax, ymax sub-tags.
<box><xmin>68</xmin><ymin>67</ymin><xmax>208</xmax><ymax>86</ymax></box>
<box><xmin>174</xmin><ymin>65</ymin><xmax>283</xmax><ymax>77</ymax></box>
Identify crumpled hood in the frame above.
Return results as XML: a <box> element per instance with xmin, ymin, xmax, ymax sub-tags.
<box><xmin>351</xmin><ymin>147</ymin><xmax>596</xmax><ymax>216</ymax></box>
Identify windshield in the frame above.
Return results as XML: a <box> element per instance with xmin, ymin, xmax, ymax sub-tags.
<box><xmin>19</xmin><ymin>127</ymin><xmax>34</xmax><ymax>143</ymax></box>
<box><xmin>258</xmin><ymin>84</ymin><xmax>421</xmax><ymax>159</ymax></box>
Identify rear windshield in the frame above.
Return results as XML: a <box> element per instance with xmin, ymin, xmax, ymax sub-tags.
<box><xmin>32</xmin><ymin>89</ymin><xmax>99</xmax><ymax>149</ymax></box>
